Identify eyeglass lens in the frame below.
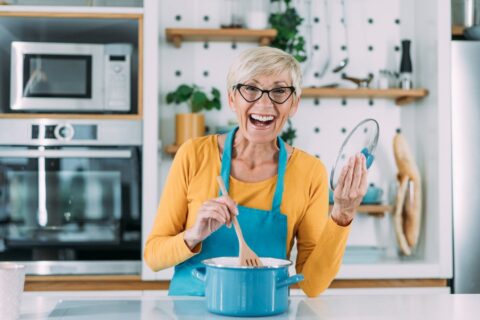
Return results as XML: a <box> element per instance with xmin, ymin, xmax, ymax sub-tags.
<box><xmin>238</xmin><ymin>85</ymin><xmax>294</xmax><ymax>104</ymax></box>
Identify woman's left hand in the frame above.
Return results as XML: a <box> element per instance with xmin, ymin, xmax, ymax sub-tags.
<box><xmin>331</xmin><ymin>153</ymin><xmax>368</xmax><ymax>226</ymax></box>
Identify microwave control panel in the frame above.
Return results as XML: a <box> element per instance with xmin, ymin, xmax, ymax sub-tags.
<box><xmin>104</xmin><ymin>55</ymin><xmax>131</xmax><ymax>111</ymax></box>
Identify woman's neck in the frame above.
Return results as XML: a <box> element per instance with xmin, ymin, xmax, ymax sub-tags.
<box><xmin>231</xmin><ymin>132</ymin><xmax>278</xmax><ymax>168</ymax></box>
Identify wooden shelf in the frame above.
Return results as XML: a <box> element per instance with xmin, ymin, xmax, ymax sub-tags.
<box><xmin>301</xmin><ymin>88</ymin><xmax>429</xmax><ymax>106</ymax></box>
<box><xmin>452</xmin><ymin>25</ymin><xmax>465</xmax><ymax>36</ymax></box>
<box><xmin>329</xmin><ymin>205</ymin><xmax>393</xmax><ymax>217</ymax></box>
<box><xmin>165</xmin><ymin>28</ymin><xmax>277</xmax><ymax>48</ymax></box>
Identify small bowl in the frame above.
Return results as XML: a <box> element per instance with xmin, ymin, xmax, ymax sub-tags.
<box><xmin>361</xmin><ymin>184</ymin><xmax>383</xmax><ymax>204</ymax></box>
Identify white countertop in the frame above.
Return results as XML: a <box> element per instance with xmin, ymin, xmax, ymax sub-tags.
<box><xmin>19</xmin><ymin>293</ymin><xmax>480</xmax><ymax>320</ymax></box>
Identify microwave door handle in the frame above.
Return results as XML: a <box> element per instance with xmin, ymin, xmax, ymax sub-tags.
<box><xmin>0</xmin><ymin>149</ymin><xmax>132</xmax><ymax>158</ymax></box>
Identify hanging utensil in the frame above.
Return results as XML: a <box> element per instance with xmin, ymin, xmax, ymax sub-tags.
<box><xmin>330</xmin><ymin>119</ymin><xmax>379</xmax><ymax>190</ymax></box>
<box><xmin>332</xmin><ymin>0</ymin><xmax>349</xmax><ymax>73</ymax></box>
<box><xmin>342</xmin><ymin>73</ymin><xmax>374</xmax><ymax>88</ymax></box>
<box><xmin>216</xmin><ymin>176</ymin><xmax>263</xmax><ymax>267</ymax></box>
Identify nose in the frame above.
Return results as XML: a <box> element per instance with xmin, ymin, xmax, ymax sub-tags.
<box><xmin>257</xmin><ymin>91</ymin><xmax>274</xmax><ymax>107</ymax></box>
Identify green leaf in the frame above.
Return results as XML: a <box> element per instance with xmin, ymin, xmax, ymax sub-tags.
<box><xmin>211</xmin><ymin>88</ymin><xmax>221</xmax><ymax>99</ymax></box>
<box><xmin>166</xmin><ymin>92</ymin><xmax>175</xmax><ymax>104</ymax></box>
<box><xmin>191</xmin><ymin>91</ymin><xmax>208</xmax><ymax>113</ymax></box>
<box><xmin>177</xmin><ymin>84</ymin><xmax>194</xmax><ymax>102</ymax></box>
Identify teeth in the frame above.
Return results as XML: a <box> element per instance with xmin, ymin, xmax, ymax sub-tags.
<box><xmin>251</xmin><ymin>114</ymin><xmax>274</xmax><ymax>122</ymax></box>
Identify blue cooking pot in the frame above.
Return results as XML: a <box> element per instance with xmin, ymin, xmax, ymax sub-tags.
<box><xmin>192</xmin><ymin>257</ymin><xmax>304</xmax><ymax>317</ymax></box>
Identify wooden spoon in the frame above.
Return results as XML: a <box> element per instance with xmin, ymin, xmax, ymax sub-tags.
<box><xmin>216</xmin><ymin>176</ymin><xmax>263</xmax><ymax>267</ymax></box>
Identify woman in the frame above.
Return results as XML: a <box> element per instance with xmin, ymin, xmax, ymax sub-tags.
<box><xmin>145</xmin><ymin>47</ymin><xmax>368</xmax><ymax>297</ymax></box>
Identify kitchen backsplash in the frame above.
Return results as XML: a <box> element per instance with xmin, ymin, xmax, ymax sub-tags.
<box><xmin>158</xmin><ymin>0</ymin><xmax>410</xmax><ymax>253</ymax></box>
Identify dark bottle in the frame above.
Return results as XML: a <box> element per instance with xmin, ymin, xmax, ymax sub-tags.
<box><xmin>399</xmin><ymin>39</ymin><xmax>413</xmax><ymax>89</ymax></box>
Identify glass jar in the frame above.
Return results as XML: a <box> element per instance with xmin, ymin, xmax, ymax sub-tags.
<box><xmin>246</xmin><ymin>0</ymin><xmax>269</xmax><ymax>29</ymax></box>
<box><xmin>220</xmin><ymin>0</ymin><xmax>245</xmax><ymax>28</ymax></box>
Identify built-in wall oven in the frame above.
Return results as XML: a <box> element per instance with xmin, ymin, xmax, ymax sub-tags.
<box><xmin>0</xmin><ymin>119</ymin><xmax>141</xmax><ymax>275</ymax></box>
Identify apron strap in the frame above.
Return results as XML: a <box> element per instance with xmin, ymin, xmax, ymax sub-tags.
<box><xmin>219</xmin><ymin>127</ymin><xmax>288</xmax><ymax>213</ymax></box>
<box><xmin>272</xmin><ymin>137</ymin><xmax>287</xmax><ymax>212</ymax></box>
<box><xmin>219</xmin><ymin>127</ymin><xmax>236</xmax><ymax>195</ymax></box>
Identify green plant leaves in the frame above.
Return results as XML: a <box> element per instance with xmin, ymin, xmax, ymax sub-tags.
<box><xmin>269</xmin><ymin>1</ymin><xmax>307</xmax><ymax>63</ymax></box>
<box><xmin>280</xmin><ymin>119</ymin><xmax>297</xmax><ymax>145</ymax></box>
<box><xmin>191</xmin><ymin>91</ymin><xmax>208</xmax><ymax>113</ymax></box>
<box><xmin>166</xmin><ymin>84</ymin><xmax>194</xmax><ymax>104</ymax></box>
<box><xmin>166</xmin><ymin>84</ymin><xmax>222</xmax><ymax>113</ymax></box>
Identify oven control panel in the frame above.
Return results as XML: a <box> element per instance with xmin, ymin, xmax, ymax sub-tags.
<box><xmin>32</xmin><ymin>124</ymin><xmax>98</xmax><ymax>141</ymax></box>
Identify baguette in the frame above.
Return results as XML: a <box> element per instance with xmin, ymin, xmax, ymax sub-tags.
<box><xmin>393</xmin><ymin>133</ymin><xmax>422</xmax><ymax>255</ymax></box>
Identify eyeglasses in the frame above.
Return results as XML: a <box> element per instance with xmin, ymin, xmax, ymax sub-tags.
<box><xmin>233</xmin><ymin>84</ymin><xmax>295</xmax><ymax>104</ymax></box>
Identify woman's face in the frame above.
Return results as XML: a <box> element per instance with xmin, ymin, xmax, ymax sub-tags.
<box><xmin>228</xmin><ymin>71</ymin><xmax>300</xmax><ymax>145</ymax></box>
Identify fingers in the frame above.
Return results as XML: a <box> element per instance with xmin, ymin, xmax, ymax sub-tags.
<box><xmin>336</xmin><ymin>158</ymin><xmax>350</xmax><ymax>190</ymax></box>
<box><xmin>341</xmin><ymin>157</ymin><xmax>355</xmax><ymax>198</ymax></box>
<box><xmin>214</xmin><ymin>196</ymin><xmax>239</xmax><ymax>228</ymax></box>
<box><xmin>335</xmin><ymin>153</ymin><xmax>369</xmax><ymax>203</ymax></box>
<box><xmin>203</xmin><ymin>201</ymin><xmax>231</xmax><ymax>227</ymax></box>
<box><xmin>351</xmin><ymin>153</ymin><xmax>365</xmax><ymax>192</ymax></box>
<box><xmin>200</xmin><ymin>210</ymin><xmax>227</xmax><ymax>232</ymax></box>
<box><xmin>359</xmin><ymin>155</ymin><xmax>368</xmax><ymax>194</ymax></box>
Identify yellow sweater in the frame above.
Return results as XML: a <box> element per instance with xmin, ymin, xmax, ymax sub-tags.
<box><xmin>144</xmin><ymin>135</ymin><xmax>351</xmax><ymax>297</ymax></box>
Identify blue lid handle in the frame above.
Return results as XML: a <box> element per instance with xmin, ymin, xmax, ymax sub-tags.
<box><xmin>361</xmin><ymin>147</ymin><xmax>375</xmax><ymax>169</ymax></box>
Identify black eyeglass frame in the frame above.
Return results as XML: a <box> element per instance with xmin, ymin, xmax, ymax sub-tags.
<box><xmin>233</xmin><ymin>83</ymin><xmax>296</xmax><ymax>104</ymax></box>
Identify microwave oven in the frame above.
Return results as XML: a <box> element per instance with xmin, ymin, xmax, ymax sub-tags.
<box><xmin>10</xmin><ymin>42</ymin><xmax>132</xmax><ymax>113</ymax></box>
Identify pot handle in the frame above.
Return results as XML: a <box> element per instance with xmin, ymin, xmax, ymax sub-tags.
<box><xmin>276</xmin><ymin>274</ymin><xmax>304</xmax><ymax>289</ymax></box>
<box><xmin>191</xmin><ymin>267</ymin><xmax>206</xmax><ymax>282</ymax></box>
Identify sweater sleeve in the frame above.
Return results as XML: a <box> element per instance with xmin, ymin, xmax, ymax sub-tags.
<box><xmin>144</xmin><ymin>140</ymin><xmax>202</xmax><ymax>271</ymax></box>
<box><xmin>295</xmin><ymin>162</ymin><xmax>351</xmax><ymax>297</ymax></box>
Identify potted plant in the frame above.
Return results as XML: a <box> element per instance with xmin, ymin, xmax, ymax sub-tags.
<box><xmin>280</xmin><ymin>119</ymin><xmax>297</xmax><ymax>145</ymax></box>
<box><xmin>269</xmin><ymin>0</ymin><xmax>307</xmax><ymax>62</ymax></box>
<box><xmin>166</xmin><ymin>84</ymin><xmax>221</xmax><ymax>146</ymax></box>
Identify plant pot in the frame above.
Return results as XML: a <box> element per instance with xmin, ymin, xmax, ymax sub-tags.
<box><xmin>175</xmin><ymin>113</ymin><xmax>205</xmax><ymax>146</ymax></box>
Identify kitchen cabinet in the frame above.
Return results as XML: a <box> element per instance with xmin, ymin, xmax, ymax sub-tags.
<box><xmin>0</xmin><ymin>6</ymin><xmax>143</xmax><ymax>120</ymax></box>
<box><xmin>0</xmin><ymin>1</ymin><xmax>161</xmax><ymax>279</ymax></box>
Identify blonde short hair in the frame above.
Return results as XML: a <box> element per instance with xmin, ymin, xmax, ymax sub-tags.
<box><xmin>227</xmin><ymin>47</ymin><xmax>302</xmax><ymax>97</ymax></box>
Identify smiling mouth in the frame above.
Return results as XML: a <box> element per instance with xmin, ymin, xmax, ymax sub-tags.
<box><xmin>249</xmin><ymin>114</ymin><xmax>275</xmax><ymax>127</ymax></box>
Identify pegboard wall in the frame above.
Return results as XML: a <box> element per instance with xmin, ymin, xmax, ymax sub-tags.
<box><xmin>158</xmin><ymin>0</ymin><xmax>412</xmax><ymax>253</ymax></box>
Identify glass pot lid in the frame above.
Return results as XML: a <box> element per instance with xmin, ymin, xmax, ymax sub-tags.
<box><xmin>330</xmin><ymin>118</ymin><xmax>379</xmax><ymax>190</ymax></box>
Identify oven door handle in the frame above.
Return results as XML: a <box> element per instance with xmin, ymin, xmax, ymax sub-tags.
<box><xmin>0</xmin><ymin>149</ymin><xmax>132</xmax><ymax>158</ymax></box>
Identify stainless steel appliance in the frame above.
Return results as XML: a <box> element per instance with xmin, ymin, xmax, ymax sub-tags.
<box><xmin>0</xmin><ymin>119</ymin><xmax>141</xmax><ymax>275</ymax></box>
<box><xmin>10</xmin><ymin>42</ymin><xmax>132</xmax><ymax>113</ymax></box>
<box><xmin>451</xmin><ymin>41</ymin><xmax>480</xmax><ymax>292</ymax></box>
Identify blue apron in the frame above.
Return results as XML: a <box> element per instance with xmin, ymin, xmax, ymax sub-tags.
<box><xmin>168</xmin><ymin>127</ymin><xmax>288</xmax><ymax>296</ymax></box>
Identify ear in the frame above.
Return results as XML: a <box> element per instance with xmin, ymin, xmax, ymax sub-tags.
<box><xmin>288</xmin><ymin>96</ymin><xmax>300</xmax><ymax>118</ymax></box>
<box><xmin>228</xmin><ymin>90</ymin><xmax>236</xmax><ymax>111</ymax></box>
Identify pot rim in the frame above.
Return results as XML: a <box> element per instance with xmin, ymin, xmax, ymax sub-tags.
<box><xmin>202</xmin><ymin>257</ymin><xmax>292</xmax><ymax>269</ymax></box>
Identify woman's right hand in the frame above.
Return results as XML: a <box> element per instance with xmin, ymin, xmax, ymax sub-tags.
<box><xmin>183</xmin><ymin>196</ymin><xmax>238</xmax><ymax>250</ymax></box>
